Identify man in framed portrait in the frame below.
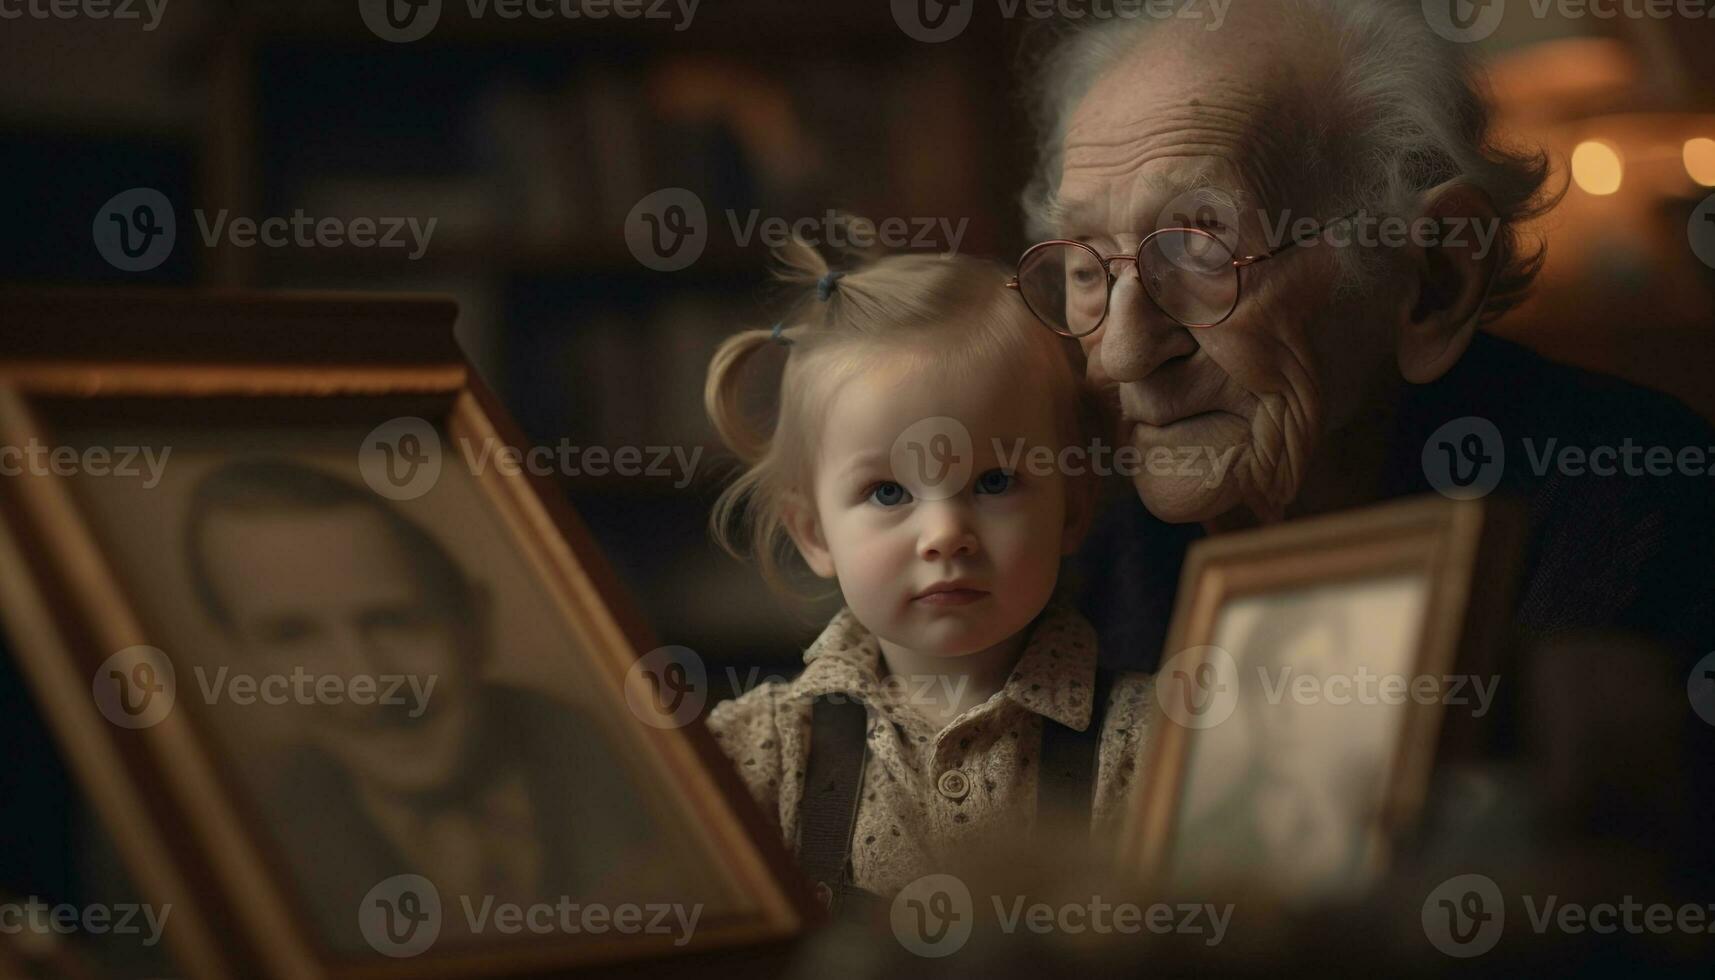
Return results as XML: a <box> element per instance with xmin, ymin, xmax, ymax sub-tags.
<box><xmin>183</xmin><ymin>458</ymin><xmax>663</xmax><ymax>950</ymax></box>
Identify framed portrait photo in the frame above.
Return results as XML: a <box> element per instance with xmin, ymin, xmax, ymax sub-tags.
<box><xmin>1122</xmin><ymin>494</ymin><xmax>1520</xmax><ymax>905</ymax></box>
<box><xmin>0</xmin><ymin>290</ymin><xmax>815</xmax><ymax>979</ymax></box>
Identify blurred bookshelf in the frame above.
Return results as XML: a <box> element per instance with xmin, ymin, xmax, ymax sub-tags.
<box><xmin>178</xmin><ymin>0</ymin><xmax>1032</xmax><ymax>683</ymax></box>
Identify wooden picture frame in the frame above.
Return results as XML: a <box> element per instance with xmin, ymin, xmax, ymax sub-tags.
<box><xmin>0</xmin><ymin>289</ymin><xmax>817</xmax><ymax>979</ymax></box>
<box><xmin>1120</xmin><ymin>494</ymin><xmax>1520</xmax><ymax>902</ymax></box>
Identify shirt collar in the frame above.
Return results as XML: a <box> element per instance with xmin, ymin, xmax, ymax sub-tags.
<box><xmin>789</xmin><ymin>603</ymin><xmax>1100</xmax><ymax>731</ymax></box>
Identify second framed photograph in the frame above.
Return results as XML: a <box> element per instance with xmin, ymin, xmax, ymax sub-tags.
<box><xmin>1123</xmin><ymin>494</ymin><xmax>1520</xmax><ymax>905</ymax></box>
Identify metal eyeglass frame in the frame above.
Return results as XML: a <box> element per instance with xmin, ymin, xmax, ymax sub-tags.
<box><xmin>1006</xmin><ymin>211</ymin><xmax>1359</xmax><ymax>334</ymax></box>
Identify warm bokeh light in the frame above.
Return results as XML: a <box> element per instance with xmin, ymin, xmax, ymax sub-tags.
<box><xmin>1685</xmin><ymin>138</ymin><xmax>1715</xmax><ymax>187</ymax></box>
<box><xmin>1571</xmin><ymin>140</ymin><xmax>1624</xmax><ymax>195</ymax></box>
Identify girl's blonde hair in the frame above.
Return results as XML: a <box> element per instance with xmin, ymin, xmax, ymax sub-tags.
<box><xmin>704</xmin><ymin>233</ymin><xmax>1107</xmax><ymax>595</ymax></box>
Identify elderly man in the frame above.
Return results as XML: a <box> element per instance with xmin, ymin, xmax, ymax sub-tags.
<box><xmin>1017</xmin><ymin>1</ymin><xmax>1715</xmax><ymax>670</ymax></box>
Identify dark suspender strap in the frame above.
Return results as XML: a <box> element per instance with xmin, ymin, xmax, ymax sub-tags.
<box><xmin>1036</xmin><ymin>668</ymin><xmax>1115</xmax><ymax>840</ymax></box>
<box><xmin>797</xmin><ymin>695</ymin><xmax>869</xmax><ymax>911</ymax></box>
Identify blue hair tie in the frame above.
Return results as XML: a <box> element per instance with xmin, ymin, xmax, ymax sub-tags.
<box><xmin>816</xmin><ymin>271</ymin><xmax>845</xmax><ymax>302</ymax></box>
<box><xmin>770</xmin><ymin>320</ymin><xmax>792</xmax><ymax>346</ymax></box>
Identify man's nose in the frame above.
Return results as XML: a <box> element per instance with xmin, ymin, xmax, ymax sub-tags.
<box><xmin>1088</xmin><ymin>265</ymin><xmax>1199</xmax><ymax>383</ymax></box>
<box><xmin>321</xmin><ymin>625</ymin><xmax>384</xmax><ymax>680</ymax></box>
<box><xmin>917</xmin><ymin>500</ymin><xmax>979</xmax><ymax>562</ymax></box>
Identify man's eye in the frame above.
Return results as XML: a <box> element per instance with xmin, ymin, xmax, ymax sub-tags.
<box><xmin>974</xmin><ymin>469</ymin><xmax>1014</xmax><ymax>495</ymax></box>
<box><xmin>868</xmin><ymin>481</ymin><xmax>911</xmax><ymax>507</ymax></box>
<box><xmin>363</xmin><ymin>607</ymin><xmax>432</xmax><ymax>634</ymax></box>
<box><xmin>255</xmin><ymin>617</ymin><xmax>314</xmax><ymax>646</ymax></box>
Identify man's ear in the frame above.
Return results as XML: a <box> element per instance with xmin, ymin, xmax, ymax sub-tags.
<box><xmin>1394</xmin><ymin>180</ymin><xmax>1499</xmax><ymax>385</ymax></box>
<box><xmin>781</xmin><ymin>492</ymin><xmax>836</xmax><ymax>579</ymax></box>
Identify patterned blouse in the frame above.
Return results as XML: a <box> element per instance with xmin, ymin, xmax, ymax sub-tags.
<box><xmin>705</xmin><ymin>603</ymin><xmax>1157</xmax><ymax>897</ymax></box>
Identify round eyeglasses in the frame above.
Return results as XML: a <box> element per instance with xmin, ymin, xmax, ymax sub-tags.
<box><xmin>1007</xmin><ymin>214</ymin><xmax>1355</xmax><ymax>336</ymax></box>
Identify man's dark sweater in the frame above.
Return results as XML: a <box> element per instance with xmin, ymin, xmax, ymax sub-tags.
<box><xmin>1074</xmin><ymin>332</ymin><xmax>1715</xmax><ymax>672</ymax></box>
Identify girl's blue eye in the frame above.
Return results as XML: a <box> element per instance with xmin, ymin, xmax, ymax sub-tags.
<box><xmin>869</xmin><ymin>481</ymin><xmax>910</xmax><ymax>507</ymax></box>
<box><xmin>974</xmin><ymin>468</ymin><xmax>1014</xmax><ymax>494</ymax></box>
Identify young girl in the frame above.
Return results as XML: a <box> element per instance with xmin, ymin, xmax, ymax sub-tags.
<box><xmin>702</xmin><ymin>239</ymin><xmax>1155</xmax><ymax>909</ymax></box>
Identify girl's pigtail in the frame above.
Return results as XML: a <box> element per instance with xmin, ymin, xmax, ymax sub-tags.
<box><xmin>704</xmin><ymin>328</ymin><xmax>781</xmax><ymax>466</ymax></box>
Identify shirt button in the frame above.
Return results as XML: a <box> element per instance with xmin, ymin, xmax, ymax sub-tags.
<box><xmin>936</xmin><ymin>769</ymin><xmax>970</xmax><ymax>801</ymax></box>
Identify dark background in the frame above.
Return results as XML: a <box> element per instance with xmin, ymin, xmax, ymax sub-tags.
<box><xmin>5</xmin><ymin>1</ymin><xmax>1715</xmax><ymax>679</ymax></box>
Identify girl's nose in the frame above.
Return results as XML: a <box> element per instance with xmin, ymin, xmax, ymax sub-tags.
<box><xmin>917</xmin><ymin>503</ymin><xmax>979</xmax><ymax>561</ymax></box>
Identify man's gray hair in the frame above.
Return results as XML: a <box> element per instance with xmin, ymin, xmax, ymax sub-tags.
<box><xmin>1020</xmin><ymin>0</ymin><xmax>1561</xmax><ymax>322</ymax></box>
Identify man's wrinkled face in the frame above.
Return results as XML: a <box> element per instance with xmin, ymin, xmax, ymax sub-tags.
<box><xmin>1052</xmin><ymin>35</ymin><xmax>1389</xmax><ymax>524</ymax></box>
